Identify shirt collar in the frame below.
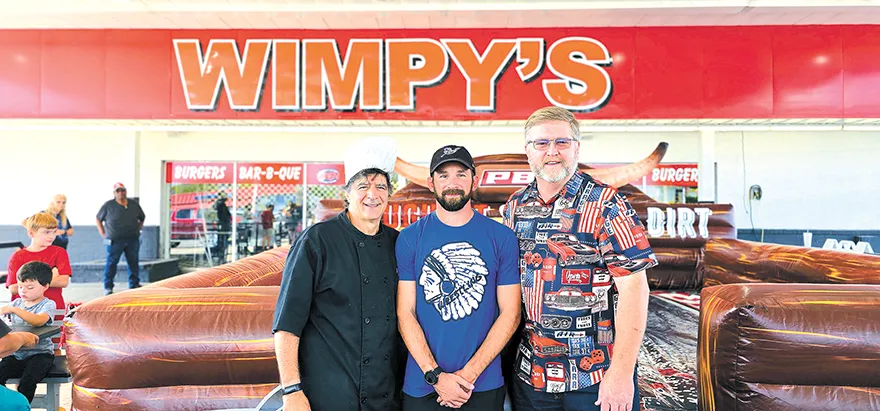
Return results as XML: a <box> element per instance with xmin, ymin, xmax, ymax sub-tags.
<box><xmin>520</xmin><ymin>171</ymin><xmax>589</xmax><ymax>205</ymax></box>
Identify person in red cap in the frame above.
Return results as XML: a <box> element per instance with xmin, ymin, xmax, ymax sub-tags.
<box><xmin>95</xmin><ymin>183</ymin><xmax>145</xmax><ymax>295</ymax></box>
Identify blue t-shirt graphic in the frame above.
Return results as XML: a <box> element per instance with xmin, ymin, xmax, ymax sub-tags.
<box><xmin>396</xmin><ymin>210</ymin><xmax>520</xmax><ymax>397</ymax></box>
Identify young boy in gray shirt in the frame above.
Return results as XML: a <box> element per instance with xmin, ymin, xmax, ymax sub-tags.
<box><xmin>0</xmin><ymin>261</ymin><xmax>57</xmax><ymax>404</ymax></box>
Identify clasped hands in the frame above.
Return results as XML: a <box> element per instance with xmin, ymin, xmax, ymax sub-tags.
<box><xmin>434</xmin><ymin>369</ymin><xmax>476</xmax><ymax>409</ymax></box>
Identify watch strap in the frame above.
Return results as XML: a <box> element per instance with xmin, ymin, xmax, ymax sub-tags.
<box><xmin>425</xmin><ymin>366</ymin><xmax>443</xmax><ymax>385</ymax></box>
<box><xmin>281</xmin><ymin>383</ymin><xmax>302</xmax><ymax>396</ymax></box>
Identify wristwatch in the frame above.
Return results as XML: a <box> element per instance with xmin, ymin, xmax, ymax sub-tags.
<box><xmin>424</xmin><ymin>366</ymin><xmax>443</xmax><ymax>386</ymax></box>
<box><xmin>281</xmin><ymin>383</ymin><xmax>302</xmax><ymax>396</ymax></box>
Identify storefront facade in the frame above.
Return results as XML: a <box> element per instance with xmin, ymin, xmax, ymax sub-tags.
<box><xmin>1</xmin><ymin>25</ymin><xmax>878</xmax><ymax>265</ymax></box>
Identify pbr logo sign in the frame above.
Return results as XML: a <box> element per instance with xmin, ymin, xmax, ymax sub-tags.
<box><xmin>173</xmin><ymin>37</ymin><xmax>613</xmax><ymax>113</ymax></box>
<box><xmin>480</xmin><ymin>170</ymin><xmax>535</xmax><ymax>187</ymax></box>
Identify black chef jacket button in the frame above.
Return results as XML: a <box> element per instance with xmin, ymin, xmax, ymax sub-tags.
<box><xmin>358</xmin><ymin>241</ymin><xmax>365</xmax><ymax>248</ymax></box>
<box><xmin>385</xmin><ymin>315</ymin><xmax>390</xmax><ymax>322</ymax></box>
<box><xmin>364</xmin><ymin>277</ymin><xmax>370</xmax><ymax>284</ymax></box>
<box><xmin>364</xmin><ymin>317</ymin><xmax>371</xmax><ymax>324</ymax></box>
<box><xmin>378</xmin><ymin>241</ymin><xmax>382</xmax><ymax>247</ymax></box>
<box><xmin>384</xmin><ymin>355</ymin><xmax>389</xmax><ymax>361</ymax></box>
<box><xmin>383</xmin><ymin>277</ymin><xmax>388</xmax><ymax>284</ymax></box>
<box><xmin>361</xmin><ymin>397</ymin><xmax>367</xmax><ymax>404</ymax></box>
<box><xmin>383</xmin><ymin>393</ymin><xmax>388</xmax><ymax>398</ymax></box>
<box><xmin>363</xmin><ymin>358</ymin><xmax>370</xmax><ymax>364</ymax></box>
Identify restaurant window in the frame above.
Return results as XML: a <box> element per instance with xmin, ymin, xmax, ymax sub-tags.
<box><xmin>163</xmin><ymin>161</ymin><xmax>344</xmax><ymax>268</ymax></box>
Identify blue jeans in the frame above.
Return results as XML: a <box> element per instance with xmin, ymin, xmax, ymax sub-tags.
<box><xmin>104</xmin><ymin>237</ymin><xmax>140</xmax><ymax>291</ymax></box>
<box><xmin>511</xmin><ymin>370</ymin><xmax>640</xmax><ymax>411</ymax></box>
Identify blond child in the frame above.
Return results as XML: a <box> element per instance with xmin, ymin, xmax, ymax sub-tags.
<box><xmin>6</xmin><ymin>212</ymin><xmax>71</xmax><ymax>318</ymax></box>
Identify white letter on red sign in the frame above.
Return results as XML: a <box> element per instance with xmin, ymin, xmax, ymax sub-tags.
<box><xmin>516</xmin><ymin>38</ymin><xmax>545</xmax><ymax>82</ymax></box>
<box><xmin>174</xmin><ymin>39</ymin><xmax>272</xmax><ymax>111</ymax></box>
<box><xmin>303</xmin><ymin>39</ymin><xmax>383</xmax><ymax>111</ymax></box>
<box><xmin>542</xmin><ymin>37</ymin><xmax>612</xmax><ymax>112</ymax></box>
<box><xmin>441</xmin><ymin>39</ymin><xmax>518</xmax><ymax>112</ymax></box>
<box><xmin>385</xmin><ymin>39</ymin><xmax>449</xmax><ymax>110</ymax></box>
<box><xmin>273</xmin><ymin>40</ymin><xmax>300</xmax><ymax>111</ymax></box>
<box><xmin>512</xmin><ymin>171</ymin><xmax>533</xmax><ymax>184</ymax></box>
<box><xmin>483</xmin><ymin>171</ymin><xmax>510</xmax><ymax>184</ymax></box>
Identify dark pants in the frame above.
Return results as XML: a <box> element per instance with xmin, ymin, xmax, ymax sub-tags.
<box><xmin>404</xmin><ymin>386</ymin><xmax>506</xmax><ymax>411</ymax></box>
<box><xmin>0</xmin><ymin>353</ymin><xmax>55</xmax><ymax>403</ymax></box>
<box><xmin>104</xmin><ymin>237</ymin><xmax>140</xmax><ymax>291</ymax></box>
<box><xmin>216</xmin><ymin>232</ymin><xmax>229</xmax><ymax>264</ymax></box>
<box><xmin>511</xmin><ymin>371</ymin><xmax>640</xmax><ymax>411</ymax></box>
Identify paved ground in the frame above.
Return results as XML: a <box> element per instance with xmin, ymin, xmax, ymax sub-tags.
<box><xmin>2</xmin><ymin>282</ymin><xmax>145</xmax><ymax>411</ymax></box>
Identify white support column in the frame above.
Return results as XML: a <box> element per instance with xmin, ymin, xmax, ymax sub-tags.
<box><xmin>133</xmin><ymin>131</ymin><xmax>141</xmax><ymax>197</ymax></box>
<box><xmin>698</xmin><ymin>130</ymin><xmax>716</xmax><ymax>203</ymax></box>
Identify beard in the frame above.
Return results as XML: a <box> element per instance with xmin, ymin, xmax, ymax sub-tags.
<box><xmin>531</xmin><ymin>158</ymin><xmax>578</xmax><ymax>183</ymax></box>
<box><xmin>434</xmin><ymin>188</ymin><xmax>472</xmax><ymax>212</ymax></box>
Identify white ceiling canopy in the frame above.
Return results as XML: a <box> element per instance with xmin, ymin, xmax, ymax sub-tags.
<box><xmin>2</xmin><ymin>118</ymin><xmax>879</xmax><ymax>133</ymax></box>
<box><xmin>2</xmin><ymin>0</ymin><xmax>880</xmax><ymax>29</ymax></box>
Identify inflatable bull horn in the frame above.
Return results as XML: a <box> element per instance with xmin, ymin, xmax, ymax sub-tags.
<box><xmin>395</xmin><ymin>142</ymin><xmax>669</xmax><ymax>204</ymax></box>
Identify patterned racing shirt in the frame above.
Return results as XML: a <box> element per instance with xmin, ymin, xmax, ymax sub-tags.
<box><xmin>502</xmin><ymin>171</ymin><xmax>658</xmax><ymax>393</ymax></box>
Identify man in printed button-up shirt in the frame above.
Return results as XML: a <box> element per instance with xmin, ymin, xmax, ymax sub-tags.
<box><xmin>502</xmin><ymin>106</ymin><xmax>658</xmax><ymax>411</ymax></box>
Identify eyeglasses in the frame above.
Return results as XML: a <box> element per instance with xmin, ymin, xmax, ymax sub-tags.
<box><xmin>527</xmin><ymin>138</ymin><xmax>577</xmax><ymax>151</ymax></box>
<box><xmin>115</xmin><ymin>189</ymin><xmax>126</xmax><ymax>193</ymax></box>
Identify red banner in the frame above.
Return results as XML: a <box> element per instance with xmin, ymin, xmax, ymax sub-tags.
<box><xmin>306</xmin><ymin>163</ymin><xmax>345</xmax><ymax>186</ymax></box>
<box><xmin>591</xmin><ymin>163</ymin><xmax>699</xmax><ymax>187</ymax></box>
<box><xmin>166</xmin><ymin>162</ymin><xmax>234</xmax><ymax>184</ymax></box>
<box><xmin>2</xmin><ymin>26</ymin><xmax>879</xmax><ymax>120</ymax></box>
<box><xmin>236</xmin><ymin>163</ymin><xmax>304</xmax><ymax>185</ymax></box>
<box><xmin>166</xmin><ymin>162</ymin><xmax>344</xmax><ymax>185</ymax></box>
<box><xmin>476</xmin><ymin>164</ymin><xmax>699</xmax><ymax>189</ymax></box>
<box><xmin>649</xmin><ymin>164</ymin><xmax>699</xmax><ymax>187</ymax></box>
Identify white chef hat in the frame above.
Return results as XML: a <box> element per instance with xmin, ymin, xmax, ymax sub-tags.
<box><xmin>344</xmin><ymin>136</ymin><xmax>398</xmax><ymax>185</ymax></box>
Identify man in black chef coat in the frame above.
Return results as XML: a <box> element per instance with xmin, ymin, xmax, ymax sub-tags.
<box><xmin>273</xmin><ymin>137</ymin><xmax>404</xmax><ymax>411</ymax></box>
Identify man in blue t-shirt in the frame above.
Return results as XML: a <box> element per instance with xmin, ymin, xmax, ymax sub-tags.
<box><xmin>396</xmin><ymin>145</ymin><xmax>522</xmax><ymax>411</ymax></box>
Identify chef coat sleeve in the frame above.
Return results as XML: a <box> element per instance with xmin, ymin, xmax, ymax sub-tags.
<box><xmin>272</xmin><ymin>232</ymin><xmax>322</xmax><ymax>337</ymax></box>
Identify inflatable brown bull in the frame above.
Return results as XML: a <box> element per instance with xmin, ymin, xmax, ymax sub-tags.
<box><xmin>316</xmin><ymin>142</ymin><xmax>721</xmax><ymax>226</ymax></box>
<box><xmin>64</xmin><ymin>141</ymin><xmax>880</xmax><ymax>411</ymax></box>
<box><xmin>64</xmin><ymin>239</ymin><xmax>880</xmax><ymax>410</ymax></box>
<box><xmin>314</xmin><ymin>142</ymin><xmax>736</xmax><ymax>289</ymax></box>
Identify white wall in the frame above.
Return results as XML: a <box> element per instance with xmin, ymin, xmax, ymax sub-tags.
<box><xmin>0</xmin><ymin>130</ymin><xmax>137</xmax><ymax>226</ymax></box>
<box><xmin>1</xmin><ymin>128</ymin><xmax>877</xmax><ymax>231</ymax></box>
<box><xmin>715</xmin><ymin>131</ymin><xmax>880</xmax><ymax>230</ymax></box>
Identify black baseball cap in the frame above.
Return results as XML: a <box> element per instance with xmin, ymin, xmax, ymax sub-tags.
<box><xmin>429</xmin><ymin>145</ymin><xmax>476</xmax><ymax>175</ymax></box>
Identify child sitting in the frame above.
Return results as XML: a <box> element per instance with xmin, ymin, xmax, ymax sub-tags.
<box><xmin>7</xmin><ymin>212</ymin><xmax>71</xmax><ymax>322</ymax></box>
<box><xmin>0</xmin><ymin>261</ymin><xmax>57</xmax><ymax>404</ymax></box>
<box><xmin>0</xmin><ymin>318</ymin><xmax>38</xmax><ymax>410</ymax></box>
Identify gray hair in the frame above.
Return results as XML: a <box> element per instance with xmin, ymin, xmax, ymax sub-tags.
<box><xmin>343</xmin><ymin>168</ymin><xmax>391</xmax><ymax>208</ymax></box>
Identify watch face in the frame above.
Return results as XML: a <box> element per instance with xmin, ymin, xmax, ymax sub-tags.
<box><xmin>425</xmin><ymin>371</ymin><xmax>439</xmax><ymax>385</ymax></box>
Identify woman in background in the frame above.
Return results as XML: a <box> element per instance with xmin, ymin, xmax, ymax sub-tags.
<box><xmin>46</xmin><ymin>194</ymin><xmax>74</xmax><ymax>250</ymax></box>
